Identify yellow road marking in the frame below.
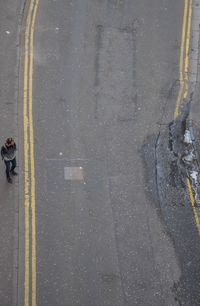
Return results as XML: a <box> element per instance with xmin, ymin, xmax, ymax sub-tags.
<box><xmin>21</xmin><ymin>0</ymin><xmax>199</xmax><ymax>304</ymax></box>
<box><xmin>187</xmin><ymin>179</ymin><xmax>200</xmax><ymax>235</ymax></box>
<box><xmin>24</xmin><ymin>0</ymin><xmax>33</xmax><ymax>304</ymax></box>
<box><xmin>29</xmin><ymin>1</ymin><xmax>39</xmax><ymax>305</ymax></box>
<box><xmin>174</xmin><ymin>0</ymin><xmax>189</xmax><ymax>118</ymax></box>
<box><xmin>174</xmin><ymin>0</ymin><xmax>200</xmax><ymax>235</ymax></box>
<box><xmin>23</xmin><ymin>0</ymin><xmax>39</xmax><ymax>305</ymax></box>
<box><xmin>183</xmin><ymin>0</ymin><xmax>193</xmax><ymax>99</ymax></box>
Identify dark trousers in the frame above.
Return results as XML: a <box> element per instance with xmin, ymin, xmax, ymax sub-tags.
<box><xmin>4</xmin><ymin>158</ymin><xmax>16</xmax><ymax>178</ymax></box>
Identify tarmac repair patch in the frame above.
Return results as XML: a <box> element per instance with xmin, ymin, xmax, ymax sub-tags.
<box><xmin>64</xmin><ymin>167</ymin><xmax>84</xmax><ymax>180</ymax></box>
<box><xmin>95</xmin><ymin>26</ymin><xmax>137</xmax><ymax>121</ymax></box>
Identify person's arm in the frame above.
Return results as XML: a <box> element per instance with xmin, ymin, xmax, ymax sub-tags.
<box><xmin>1</xmin><ymin>146</ymin><xmax>5</xmax><ymax>160</ymax></box>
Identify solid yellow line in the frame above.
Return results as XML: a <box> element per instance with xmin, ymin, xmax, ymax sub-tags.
<box><xmin>24</xmin><ymin>27</ymin><xmax>30</xmax><ymax>306</ymax></box>
<box><xmin>183</xmin><ymin>0</ymin><xmax>193</xmax><ymax>98</ymax></box>
<box><xmin>186</xmin><ymin>1</ymin><xmax>200</xmax><ymax>234</ymax></box>
<box><xmin>178</xmin><ymin>1</ymin><xmax>200</xmax><ymax>235</ymax></box>
<box><xmin>23</xmin><ymin>0</ymin><xmax>34</xmax><ymax>304</ymax></box>
<box><xmin>29</xmin><ymin>0</ymin><xmax>39</xmax><ymax>305</ymax></box>
<box><xmin>174</xmin><ymin>0</ymin><xmax>189</xmax><ymax>119</ymax></box>
<box><xmin>187</xmin><ymin>179</ymin><xmax>200</xmax><ymax>235</ymax></box>
<box><xmin>175</xmin><ymin>1</ymin><xmax>200</xmax><ymax>234</ymax></box>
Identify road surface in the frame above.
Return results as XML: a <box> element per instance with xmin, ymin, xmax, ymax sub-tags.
<box><xmin>33</xmin><ymin>1</ymin><xmax>182</xmax><ymax>305</ymax></box>
<box><xmin>1</xmin><ymin>0</ymin><xmax>200</xmax><ymax>306</ymax></box>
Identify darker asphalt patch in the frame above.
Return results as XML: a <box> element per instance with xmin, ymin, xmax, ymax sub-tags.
<box><xmin>142</xmin><ymin>104</ymin><xmax>200</xmax><ymax>305</ymax></box>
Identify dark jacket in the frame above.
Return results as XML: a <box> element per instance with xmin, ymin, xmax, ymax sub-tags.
<box><xmin>1</xmin><ymin>143</ymin><xmax>17</xmax><ymax>161</ymax></box>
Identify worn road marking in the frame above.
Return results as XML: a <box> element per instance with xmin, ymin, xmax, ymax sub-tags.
<box><xmin>23</xmin><ymin>1</ymin><xmax>33</xmax><ymax>304</ymax></box>
<box><xmin>183</xmin><ymin>0</ymin><xmax>200</xmax><ymax>236</ymax></box>
<box><xmin>187</xmin><ymin>178</ymin><xmax>200</xmax><ymax>235</ymax></box>
<box><xmin>174</xmin><ymin>0</ymin><xmax>190</xmax><ymax>118</ymax></box>
<box><xmin>183</xmin><ymin>0</ymin><xmax>193</xmax><ymax>99</ymax></box>
<box><xmin>29</xmin><ymin>1</ymin><xmax>39</xmax><ymax>305</ymax></box>
<box><xmin>174</xmin><ymin>0</ymin><xmax>200</xmax><ymax>235</ymax></box>
<box><xmin>23</xmin><ymin>0</ymin><xmax>39</xmax><ymax>305</ymax></box>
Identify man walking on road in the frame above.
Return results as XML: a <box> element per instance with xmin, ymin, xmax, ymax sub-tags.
<box><xmin>1</xmin><ymin>138</ymin><xmax>18</xmax><ymax>183</ymax></box>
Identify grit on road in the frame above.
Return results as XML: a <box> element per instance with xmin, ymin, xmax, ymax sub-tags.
<box><xmin>32</xmin><ymin>1</ymin><xmax>183</xmax><ymax>305</ymax></box>
<box><xmin>1</xmin><ymin>0</ymin><xmax>200</xmax><ymax>306</ymax></box>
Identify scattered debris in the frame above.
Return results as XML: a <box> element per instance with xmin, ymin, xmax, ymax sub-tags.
<box><xmin>184</xmin><ymin>129</ymin><xmax>193</xmax><ymax>144</ymax></box>
<box><xmin>170</xmin><ymin>103</ymin><xmax>200</xmax><ymax>205</ymax></box>
<box><xmin>182</xmin><ymin>149</ymin><xmax>195</xmax><ymax>163</ymax></box>
<box><xmin>190</xmin><ymin>170</ymin><xmax>198</xmax><ymax>184</ymax></box>
<box><xmin>183</xmin><ymin>118</ymin><xmax>200</xmax><ymax>204</ymax></box>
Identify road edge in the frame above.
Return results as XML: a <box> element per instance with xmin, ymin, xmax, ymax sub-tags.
<box><xmin>12</xmin><ymin>0</ymin><xmax>28</xmax><ymax>305</ymax></box>
<box><xmin>184</xmin><ymin>1</ymin><xmax>200</xmax><ymax>206</ymax></box>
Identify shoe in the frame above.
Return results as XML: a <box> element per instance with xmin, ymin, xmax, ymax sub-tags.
<box><xmin>11</xmin><ymin>170</ymin><xmax>18</xmax><ymax>176</ymax></box>
<box><xmin>7</xmin><ymin>177</ymin><xmax>12</xmax><ymax>184</ymax></box>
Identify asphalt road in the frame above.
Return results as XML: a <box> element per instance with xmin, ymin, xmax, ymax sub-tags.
<box><xmin>33</xmin><ymin>0</ymin><xmax>183</xmax><ymax>305</ymax></box>
<box><xmin>2</xmin><ymin>0</ymin><xmax>200</xmax><ymax>306</ymax></box>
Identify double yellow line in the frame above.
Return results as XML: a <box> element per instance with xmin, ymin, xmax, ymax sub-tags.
<box><xmin>21</xmin><ymin>0</ymin><xmax>199</xmax><ymax>305</ymax></box>
<box><xmin>23</xmin><ymin>0</ymin><xmax>39</xmax><ymax>305</ymax></box>
<box><xmin>174</xmin><ymin>0</ymin><xmax>192</xmax><ymax>119</ymax></box>
<box><xmin>175</xmin><ymin>0</ymin><xmax>200</xmax><ymax>235</ymax></box>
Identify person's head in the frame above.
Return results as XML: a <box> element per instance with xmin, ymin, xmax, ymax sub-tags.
<box><xmin>5</xmin><ymin>138</ymin><xmax>14</xmax><ymax>148</ymax></box>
